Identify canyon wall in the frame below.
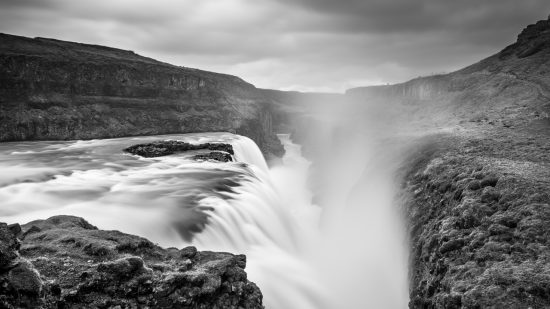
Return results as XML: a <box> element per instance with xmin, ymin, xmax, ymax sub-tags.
<box><xmin>0</xmin><ymin>33</ymin><xmax>283</xmax><ymax>157</ymax></box>
<box><xmin>346</xmin><ymin>17</ymin><xmax>550</xmax><ymax>308</ymax></box>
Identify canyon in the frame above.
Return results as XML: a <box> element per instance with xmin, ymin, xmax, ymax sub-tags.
<box><xmin>1</xmin><ymin>16</ymin><xmax>550</xmax><ymax>309</ymax></box>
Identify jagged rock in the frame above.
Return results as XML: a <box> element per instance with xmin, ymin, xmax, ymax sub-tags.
<box><xmin>509</xmin><ymin>19</ymin><xmax>550</xmax><ymax>59</ymax></box>
<box><xmin>0</xmin><ymin>216</ymin><xmax>264</xmax><ymax>308</ymax></box>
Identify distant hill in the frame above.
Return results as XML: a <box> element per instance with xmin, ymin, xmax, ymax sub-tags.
<box><xmin>0</xmin><ymin>33</ymin><xmax>283</xmax><ymax>156</ymax></box>
<box><xmin>346</xmin><ymin>17</ymin><xmax>550</xmax><ymax>131</ymax></box>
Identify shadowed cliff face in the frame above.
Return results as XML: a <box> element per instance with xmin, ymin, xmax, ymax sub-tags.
<box><xmin>0</xmin><ymin>33</ymin><xmax>283</xmax><ymax>157</ymax></box>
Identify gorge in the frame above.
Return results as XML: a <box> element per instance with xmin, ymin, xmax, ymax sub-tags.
<box><xmin>1</xmin><ymin>15</ymin><xmax>550</xmax><ymax>309</ymax></box>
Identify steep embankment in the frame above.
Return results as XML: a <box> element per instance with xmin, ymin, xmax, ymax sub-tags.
<box><xmin>0</xmin><ymin>216</ymin><xmax>264</xmax><ymax>308</ymax></box>
<box><xmin>348</xmin><ymin>18</ymin><xmax>550</xmax><ymax>308</ymax></box>
<box><xmin>0</xmin><ymin>33</ymin><xmax>283</xmax><ymax>157</ymax></box>
<box><xmin>400</xmin><ymin>131</ymin><xmax>550</xmax><ymax>308</ymax></box>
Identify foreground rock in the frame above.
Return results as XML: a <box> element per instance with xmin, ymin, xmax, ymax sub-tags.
<box><xmin>0</xmin><ymin>216</ymin><xmax>264</xmax><ymax>308</ymax></box>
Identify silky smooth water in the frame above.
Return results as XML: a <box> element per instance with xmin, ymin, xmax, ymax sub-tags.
<box><xmin>0</xmin><ymin>132</ymin><xmax>408</xmax><ymax>308</ymax></box>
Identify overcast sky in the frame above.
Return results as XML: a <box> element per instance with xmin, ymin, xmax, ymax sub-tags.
<box><xmin>1</xmin><ymin>0</ymin><xmax>549</xmax><ymax>92</ymax></box>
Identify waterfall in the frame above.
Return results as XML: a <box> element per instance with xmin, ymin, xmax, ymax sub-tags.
<box><xmin>0</xmin><ymin>131</ymin><xmax>409</xmax><ymax>308</ymax></box>
<box><xmin>194</xmin><ymin>133</ymin><xmax>409</xmax><ymax>308</ymax></box>
<box><xmin>231</xmin><ymin>135</ymin><xmax>270</xmax><ymax>173</ymax></box>
<box><xmin>194</xmin><ymin>134</ymin><xmax>328</xmax><ymax>309</ymax></box>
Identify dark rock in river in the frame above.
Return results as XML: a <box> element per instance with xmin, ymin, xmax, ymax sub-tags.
<box><xmin>193</xmin><ymin>151</ymin><xmax>233</xmax><ymax>162</ymax></box>
<box><xmin>124</xmin><ymin>140</ymin><xmax>234</xmax><ymax>158</ymax></box>
<box><xmin>0</xmin><ymin>216</ymin><xmax>264</xmax><ymax>308</ymax></box>
<box><xmin>0</xmin><ymin>33</ymin><xmax>283</xmax><ymax>157</ymax></box>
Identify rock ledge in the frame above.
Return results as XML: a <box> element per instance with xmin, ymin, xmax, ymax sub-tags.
<box><xmin>0</xmin><ymin>215</ymin><xmax>264</xmax><ymax>309</ymax></box>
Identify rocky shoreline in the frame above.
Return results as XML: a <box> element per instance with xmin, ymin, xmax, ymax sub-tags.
<box><xmin>0</xmin><ymin>216</ymin><xmax>264</xmax><ymax>309</ymax></box>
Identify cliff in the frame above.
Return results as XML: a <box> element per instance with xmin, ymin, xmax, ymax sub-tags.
<box><xmin>400</xmin><ymin>130</ymin><xmax>550</xmax><ymax>308</ymax></box>
<box><xmin>0</xmin><ymin>216</ymin><xmax>264</xmax><ymax>308</ymax></box>
<box><xmin>0</xmin><ymin>33</ymin><xmax>283</xmax><ymax>157</ymax></box>
<box><xmin>345</xmin><ymin>17</ymin><xmax>550</xmax><ymax>308</ymax></box>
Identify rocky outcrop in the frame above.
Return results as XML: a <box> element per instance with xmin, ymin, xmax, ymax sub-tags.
<box><xmin>0</xmin><ymin>33</ymin><xmax>283</xmax><ymax>157</ymax></box>
<box><xmin>401</xmin><ymin>131</ymin><xmax>550</xmax><ymax>308</ymax></box>
<box><xmin>124</xmin><ymin>141</ymin><xmax>234</xmax><ymax>158</ymax></box>
<box><xmin>0</xmin><ymin>216</ymin><xmax>263</xmax><ymax>308</ymax></box>
<box><xmin>500</xmin><ymin>18</ymin><xmax>550</xmax><ymax>60</ymax></box>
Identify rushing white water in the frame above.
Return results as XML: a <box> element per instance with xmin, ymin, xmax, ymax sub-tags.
<box><xmin>0</xmin><ymin>131</ymin><xmax>409</xmax><ymax>308</ymax></box>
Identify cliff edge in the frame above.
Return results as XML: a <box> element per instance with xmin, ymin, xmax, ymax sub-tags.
<box><xmin>346</xmin><ymin>17</ymin><xmax>550</xmax><ymax>308</ymax></box>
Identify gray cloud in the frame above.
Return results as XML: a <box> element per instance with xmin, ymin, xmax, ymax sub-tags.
<box><xmin>0</xmin><ymin>0</ymin><xmax>549</xmax><ymax>92</ymax></box>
